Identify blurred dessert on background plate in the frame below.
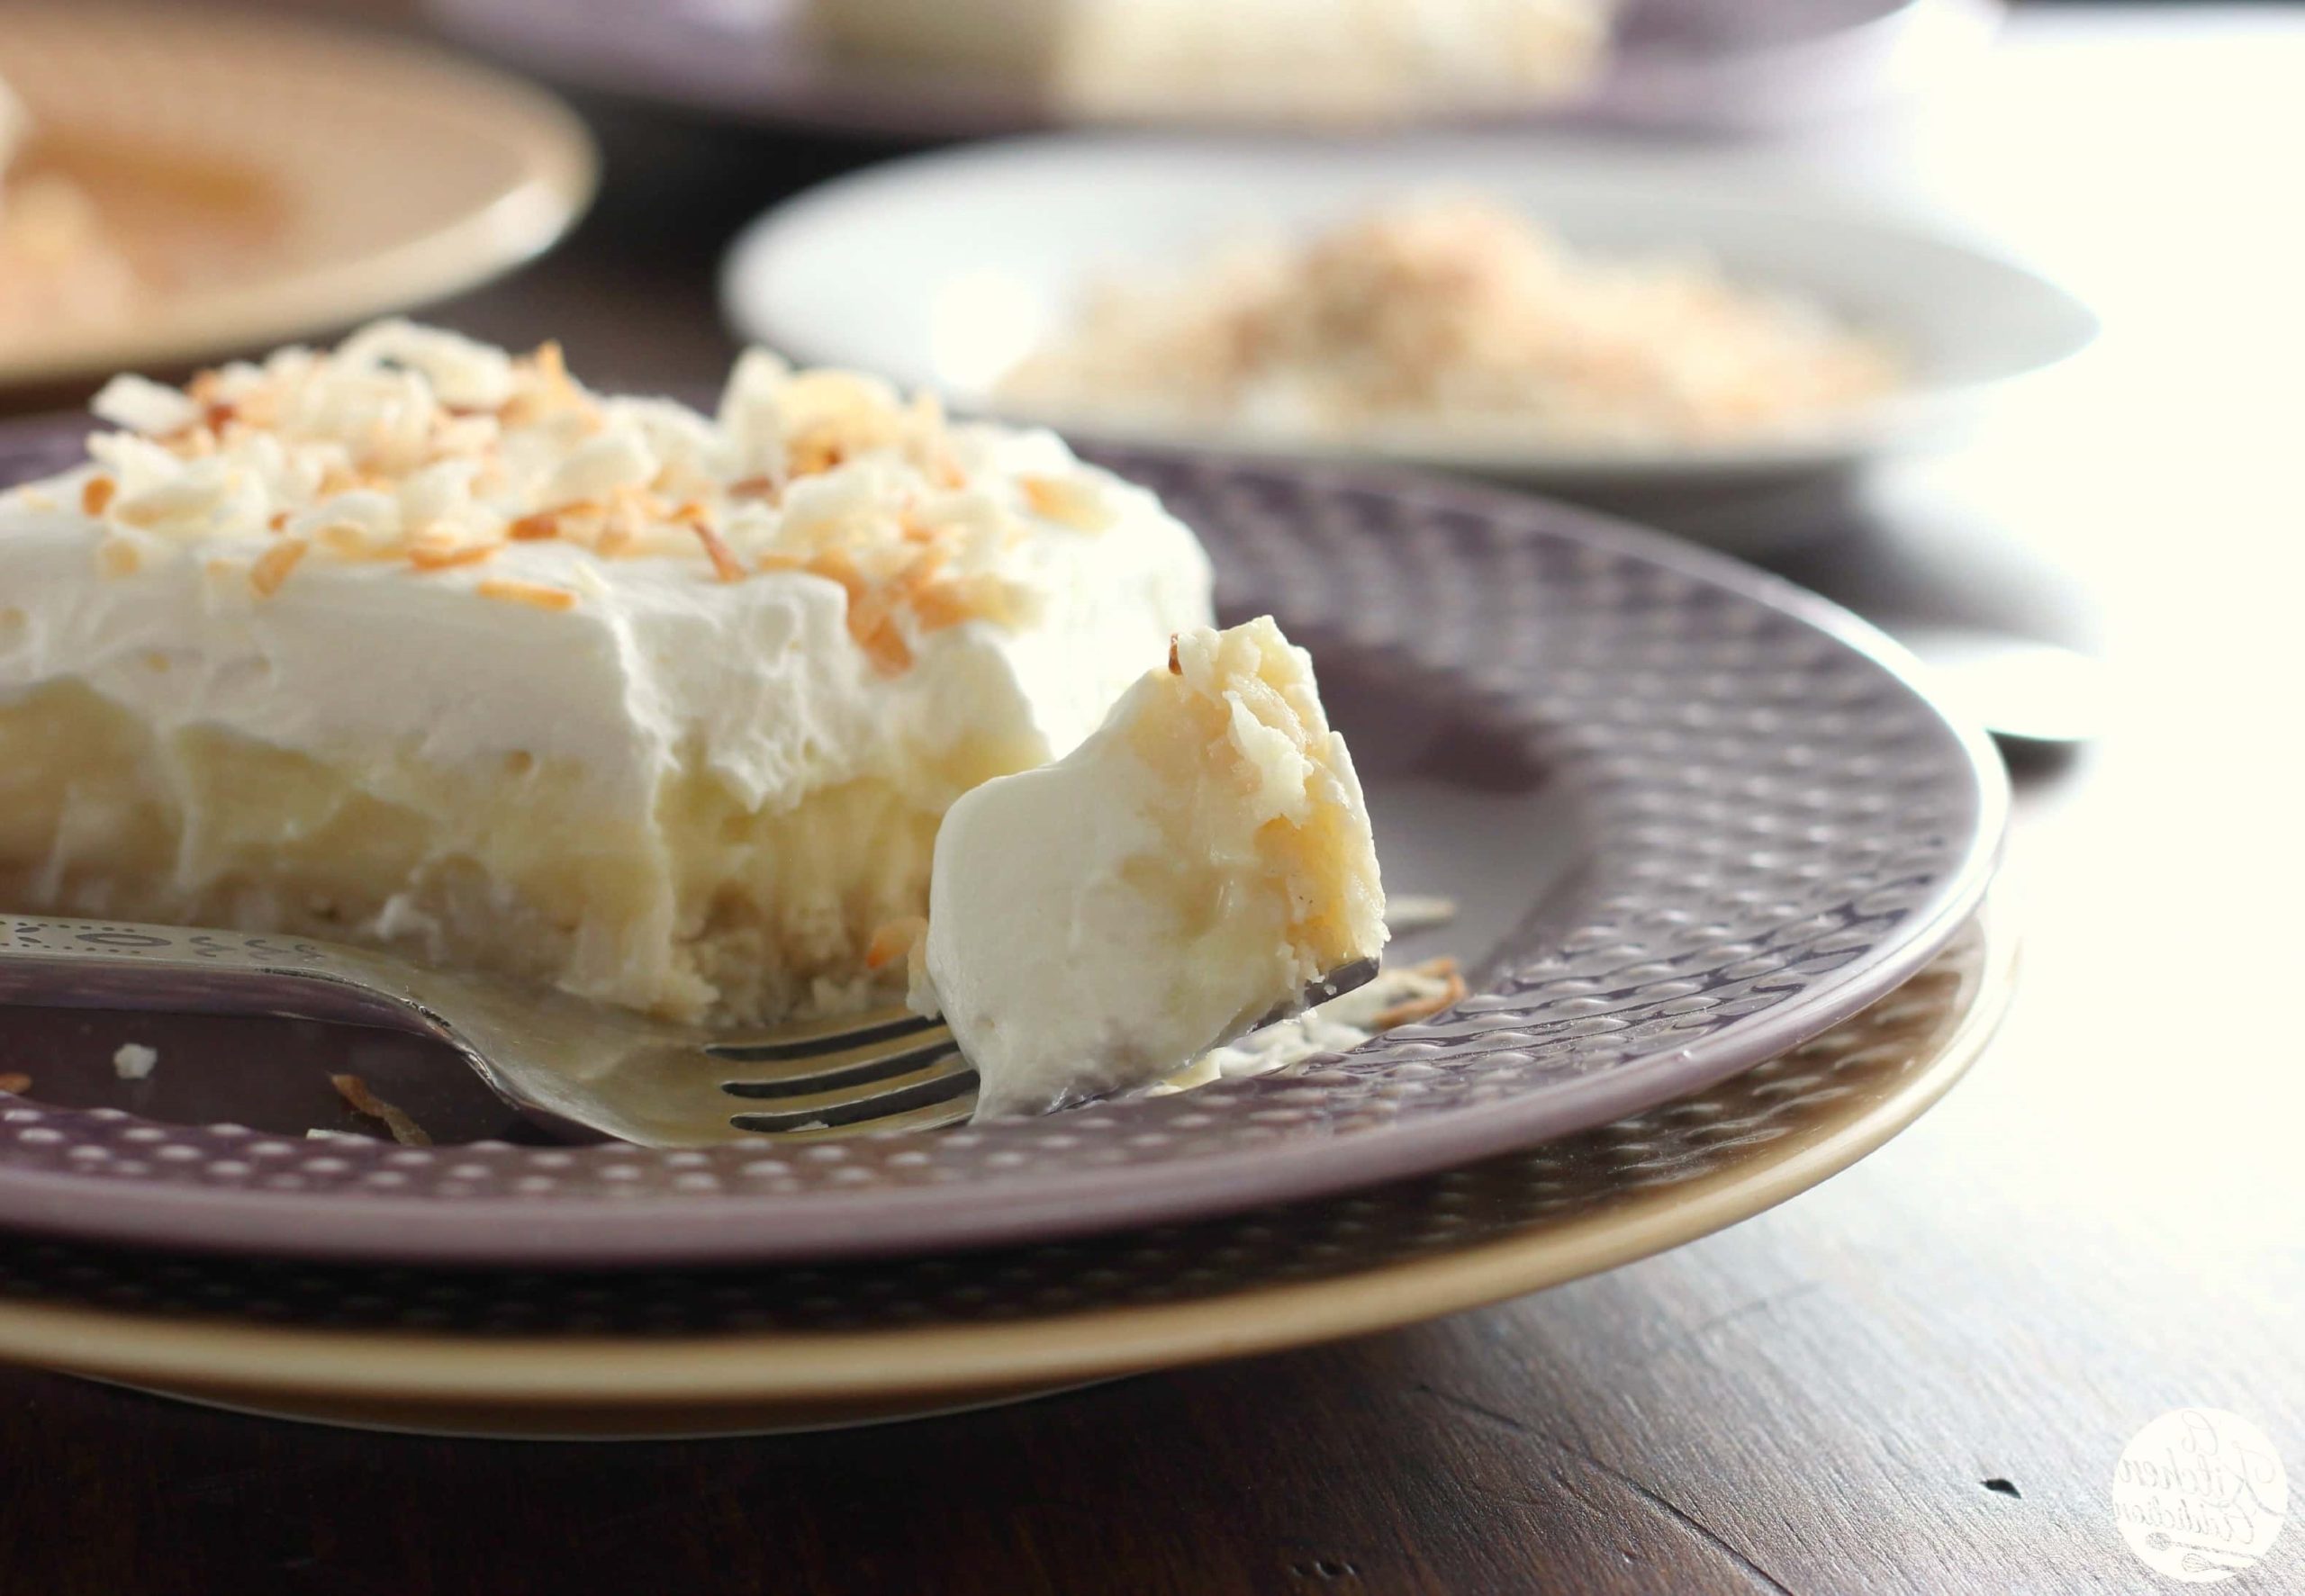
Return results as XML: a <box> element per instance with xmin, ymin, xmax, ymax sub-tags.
<box><xmin>0</xmin><ymin>68</ymin><xmax>144</xmax><ymax>344</ymax></box>
<box><xmin>0</xmin><ymin>9</ymin><xmax>591</xmax><ymax>388</ymax></box>
<box><xmin>808</xmin><ymin>0</ymin><xmax>1614</xmax><ymax>122</ymax></box>
<box><xmin>1000</xmin><ymin>195</ymin><xmax>1904</xmax><ymax>449</ymax></box>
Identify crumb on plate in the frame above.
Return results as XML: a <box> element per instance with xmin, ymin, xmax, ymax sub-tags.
<box><xmin>330</xmin><ymin>1073</ymin><xmax>432</xmax><ymax>1147</ymax></box>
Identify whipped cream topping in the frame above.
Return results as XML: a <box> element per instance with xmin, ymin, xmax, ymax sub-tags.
<box><xmin>919</xmin><ymin>617</ymin><xmax>1388</xmax><ymax>1116</ymax></box>
<box><xmin>73</xmin><ymin>320</ymin><xmax>1133</xmax><ymax>663</ymax></box>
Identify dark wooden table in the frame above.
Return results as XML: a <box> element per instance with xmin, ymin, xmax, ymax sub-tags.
<box><xmin>2</xmin><ymin>9</ymin><xmax>2300</xmax><ymax>1593</ymax></box>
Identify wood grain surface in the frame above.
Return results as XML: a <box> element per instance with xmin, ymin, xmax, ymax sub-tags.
<box><xmin>0</xmin><ymin>7</ymin><xmax>2300</xmax><ymax>1593</ymax></box>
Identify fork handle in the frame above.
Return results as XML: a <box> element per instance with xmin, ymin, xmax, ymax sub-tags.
<box><xmin>0</xmin><ymin>913</ymin><xmax>432</xmax><ymax>1032</ymax></box>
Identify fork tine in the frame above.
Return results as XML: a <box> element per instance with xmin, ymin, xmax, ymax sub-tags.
<box><xmin>719</xmin><ymin>1033</ymin><xmax>958</xmax><ymax>1097</ymax></box>
<box><xmin>737</xmin><ymin>1088</ymin><xmax>981</xmax><ymax>1140</ymax></box>
<box><xmin>728</xmin><ymin>1050</ymin><xmax>975</xmax><ymax>1133</ymax></box>
<box><xmin>704</xmin><ymin>1007</ymin><xmax>940</xmax><ymax>1062</ymax></box>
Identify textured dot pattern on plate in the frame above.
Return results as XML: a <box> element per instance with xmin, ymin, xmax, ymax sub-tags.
<box><xmin>0</xmin><ymin>421</ymin><xmax>2001</xmax><ymax>1263</ymax></box>
<box><xmin>0</xmin><ymin>919</ymin><xmax>1984</xmax><ymax>1338</ymax></box>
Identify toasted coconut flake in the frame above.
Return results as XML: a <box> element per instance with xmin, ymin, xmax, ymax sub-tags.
<box><xmin>804</xmin><ymin>546</ymin><xmax>868</xmax><ymax>601</ymax></box>
<box><xmin>0</xmin><ymin>1074</ymin><xmax>30</xmax><ymax>1095</ymax></box>
<box><xmin>681</xmin><ymin>507</ymin><xmax>745</xmax><ymax>582</ymax></box>
<box><xmin>594</xmin><ymin>497</ymin><xmax>640</xmax><ymax>555</ymax></box>
<box><xmin>249</xmin><ymin>538</ymin><xmax>308</xmax><ymax>597</ymax></box>
<box><xmin>1367</xmin><ymin>958</ymin><xmax>1469</xmax><ymax>1031</ymax></box>
<box><xmin>855</xmin><ymin>616</ymin><xmax>914</xmax><ymax>675</ymax></box>
<box><xmin>408</xmin><ymin>539</ymin><xmax>497</xmax><ymax>572</ymax></box>
<box><xmin>846</xmin><ymin>581</ymin><xmax>895</xmax><ymax>645</ymax></box>
<box><xmin>476</xmin><ymin>578</ymin><xmax>578</xmax><ymax>612</ymax></box>
<box><xmin>508</xmin><ymin>511</ymin><xmax>560</xmax><ymax>541</ymax></box>
<box><xmin>892</xmin><ymin>546</ymin><xmax>951</xmax><ymax>599</ymax></box>
<box><xmin>313</xmin><ymin>521</ymin><xmax>397</xmax><ymax>560</ymax></box>
<box><xmin>1168</xmin><ymin>636</ymin><xmax>1183</xmax><ymax>674</ymax></box>
<box><xmin>95</xmin><ymin>535</ymin><xmax>144</xmax><ymax>579</ymax></box>
<box><xmin>910</xmin><ymin>586</ymin><xmax>964</xmax><ymax>631</ymax></box>
<box><xmin>956</xmin><ymin>572</ymin><xmax>1029</xmax><ymax>629</ymax></box>
<box><xmin>864</xmin><ymin>915</ymin><xmax>927</xmax><ymax>972</ymax></box>
<box><xmin>330</xmin><ymin>1073</ymin><xmax>432</xmax><ymax>1147</ymax></box>
<box><xmin>1020</xmin><ymin>473</ymin><xmax>1116</xmax><ymax>532</ymax></box>
<box><xmin>609</xmin><ymin>485</ymin><xmax>666</xmax><ymax>529</ymax></box>
<box><xmin>910</xmin><ymin>578</ymin><xmax>978</xmax><ymax>635</ymax></box>
<box><xmin>728</xmin><ymin>474</ymin><xmax>779</xmax><ymax>501</ymax></box>
<box><xmin>785</xmin><ymin>426</ymin><xmax>847</xmax><ymax>479</ymax></box>
<box><xmin>79</xmin><ymin>475</ymin><xmax>115</xmax><ymax>516</ymax></box>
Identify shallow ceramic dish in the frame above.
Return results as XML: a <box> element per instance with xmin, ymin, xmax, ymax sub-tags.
<box><xmin>433</xmin><ymin>0</ymin><xmax>1998</xmax><ymax>139</ymax></box>
<box><xmin>0</xmin><ymin>6</ymin><xmax>594</xmax><ymax>389</ymax></box>
<box><xmin>0</xmin><ymin>419</ymin><xmax>2004</xmax><ymax>1267</ymax></box>
<box><xmin>721</xmin><ymin>136</ymin><xmax>2095</xmax><ymax>500</ymax></box>
<box><xmin>0</xmin><ymin>907</ymin><xmax>2011</xmax><ymax>1438</ymax></box>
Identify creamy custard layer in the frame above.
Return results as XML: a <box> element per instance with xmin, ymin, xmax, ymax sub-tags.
<box><xmin>0</xmin><ymin>681</ymin><xmax>1049</xmax><ymax>1020</ymax></box>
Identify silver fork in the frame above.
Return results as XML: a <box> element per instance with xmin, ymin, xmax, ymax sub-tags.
<box><xmin>0</xmin><ymin>914</ymin><xmax>1374</xmax><ymax>1147</ymax></box>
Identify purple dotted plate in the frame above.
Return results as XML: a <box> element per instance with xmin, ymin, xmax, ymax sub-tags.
<box><xmin>0</xmin><ymin>419</ymin><xmax>2004</xmax><ymax>1265</ymax></box>
<box><xmin>430</xmin><ymin>0</ymin><xmax>1990</xmax><ymax>140</ymax></box>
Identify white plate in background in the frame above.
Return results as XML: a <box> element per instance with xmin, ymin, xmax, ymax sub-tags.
<box><xmin>721</xmin><ymin>135</ymin><xmax>2094</xmax><ymax>500</ymax></box>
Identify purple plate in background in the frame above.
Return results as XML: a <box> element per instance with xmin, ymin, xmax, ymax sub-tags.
<box><xmin>429</xmin><ymin>0</ymin><xmax>1998</xmax><ymax>140</ymax></box>
<box><xmin>0</xmin><ymin>420</ymin><xmax>2004</xmax><ymax>1265</ymax></box>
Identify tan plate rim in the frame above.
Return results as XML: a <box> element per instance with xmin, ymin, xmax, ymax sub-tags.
<box><xmin>0</xmin><ymin>906</ymin><xmax>2016</xmax><ymax>1411</ymax></box>
<box><xmin>0</xmin><ymin>8</ymin><xmax>598</xmax><ymax>388</ymax></box>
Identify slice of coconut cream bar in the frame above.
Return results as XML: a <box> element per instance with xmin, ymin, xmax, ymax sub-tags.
<box><xmin>0</xmin><ymin>321</ymin><xmax>1212</xmax><ymax>1023</ymax></box>
<box><xmin>917</xmin><ymin>617</ymin><xmax>1388</xmax><ymax>1116</ymax></box>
